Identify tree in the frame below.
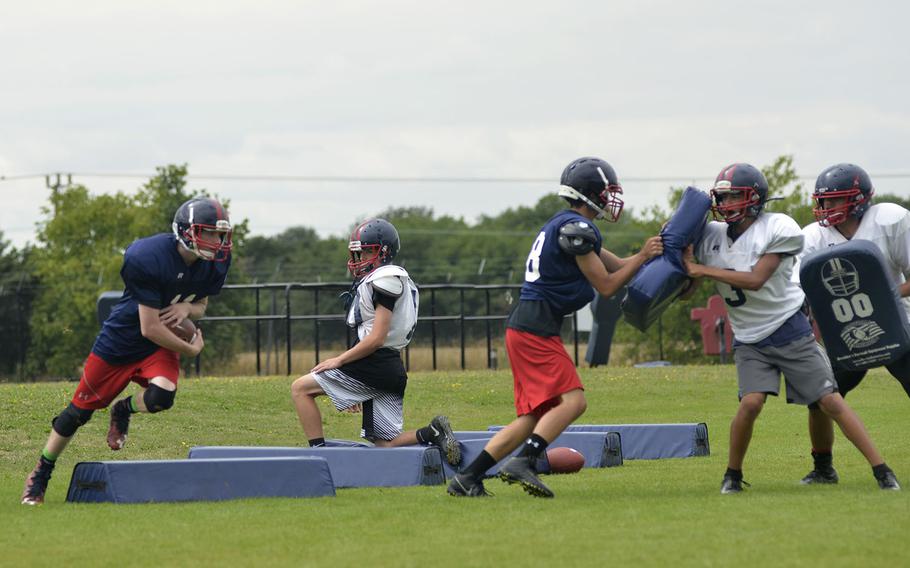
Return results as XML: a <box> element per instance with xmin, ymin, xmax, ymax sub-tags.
<box><xmin>0</xmin><ymin>232</ymin><xmax>34</xmax><ymax>378</ymax></box>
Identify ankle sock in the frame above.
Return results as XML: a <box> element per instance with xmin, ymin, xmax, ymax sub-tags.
<box><xmin>872</xmin><ymin>463</ymin><xmax>893</xmax><ymax>479</ymax></box>
<box><xmin>725</xmin><ymin>467</ymin><xmax>743</xmax><ymax>480</ymax></box>
<box><xmin>415</xmin><ymin>425</ymin><xmax>434</xmax><ymax>445</ymax></box>
<box><xmin>308</xmin><ymin>438</ymin><xmax>326</xmax><ymax>447</ymax></box>
<box><xmin>463</xmin><ymin>450</ymin><xmax>497</xmax><ymax>479</ymax></box>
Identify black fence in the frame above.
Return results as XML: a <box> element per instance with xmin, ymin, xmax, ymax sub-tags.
<box><xmin>195</xmin><ymin>282</ymin><xmax>582</xmax><ymax>376</ymax></box>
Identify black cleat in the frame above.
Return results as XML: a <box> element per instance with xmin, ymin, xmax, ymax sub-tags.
<box><xmin>499</xmin><ymin>456</ymin><xmax>554</xmax><ymax>498</ymax></box>
<box><xmin>447</xmin><ymin>473</ymin><xmax>493</xmax><ymax>497</ymax></box>
<box><xmin>876</xmin><ymin>471</ymin><xmax>901</xmax><ymax>491</ymax></box>
<box><xmin>800</xmin><ymin>468</ymin><xmax>839</xmax><ymax>485</ymax></box>
<box><xmin>21</xmin><ymin>457</ymin><xmax>55</xmax><ymax>505</ymax></box>
<box><xmin>107</xmin><ymin>399</ymin><xmax>132</xmax><ymax>451</ymax></box>
<box><xmin>428</xmin><ymin>415</ymin><xmax>461</xmax><ymax>466</ymax></box>
<box><xmin>720</xmin><ymin>474</ymin><xmax>750</xmax><ymax>494</ymax></box>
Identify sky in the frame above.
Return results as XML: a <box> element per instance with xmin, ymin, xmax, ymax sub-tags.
<box><xmin>2</xmin><ymin>0</ymin><xmax>909</xmax><ymax>248</ymax></box>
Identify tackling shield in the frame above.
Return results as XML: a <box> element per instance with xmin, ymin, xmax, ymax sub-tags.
<box><xmin>622</xmin><ymin>187</ymin><xmax>712</xmax><ymax>331</ymax></box>
<box><xmin>799</xmin><ymin>239</ymin><xmax>910</xmax><ymax>371</ymax></box>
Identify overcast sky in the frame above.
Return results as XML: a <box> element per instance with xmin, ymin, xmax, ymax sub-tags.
<box><xmin>2</xmin><ymin>1</ymin><xmax>909</xmax><ymax>248</ymax></box>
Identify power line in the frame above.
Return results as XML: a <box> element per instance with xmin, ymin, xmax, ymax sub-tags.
<box><xmin>4</xmin><ymin>170</ymin><xmax>910</xmax><ymax>185</ymax></box>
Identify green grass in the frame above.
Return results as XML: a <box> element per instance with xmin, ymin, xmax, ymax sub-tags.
<box><xmin>2</xmin><ymin>366</ymin><xmax>909</xmax><ymax>567</ymax></box>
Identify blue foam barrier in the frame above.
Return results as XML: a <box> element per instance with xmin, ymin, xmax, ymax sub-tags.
<box><xmin>563</xmin><ymin>423</ymin><xmax>710</xmax><ymax>459</ymax></box>
<box><xmin>447</xmin><ymin>431</ymin><xmax>622</xmax><ymax>478</ymax></box>
<box><xmin>622</xmin><ymin>187</ymin><xmax>712</xmax><ymax>331</ymax></box>
<box><xmin>800</xmin><ymin>239</ymin><xmax>910</xmax><ymax>371</ymax></box>
<box><xmin>66</xmin><ymin>457</ymin><xmax>335</xmax><ymax>503</ymax></box>
<box><xmin>188</xmin><ymin>446</ymin><xmax>445</xmax><ymax>488</ymax></box>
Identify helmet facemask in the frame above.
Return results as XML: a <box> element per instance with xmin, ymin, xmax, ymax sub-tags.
<box><xmin>710</xmin><ymin>182</ymin><xmax>761</xmax><ymax>224</ymax></box>
<box><xmin>812</xmin><ymin>188</ymin><xmax>872</xmax><ymax>227</ymax></box>
<box><xmin>348</xmin><ymin>240</ymin><xmax>390</xmax><ymax>278</ymax></box>
<box><xmin>175</xmin><ymin>219</ymin><xmax>233</xmax><ymax>262</ymax></box>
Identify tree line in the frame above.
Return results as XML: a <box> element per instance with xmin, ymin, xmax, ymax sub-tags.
<box><xmin>2</xmin><ymin>157</ymin><xmax>907</xmax><ymax>380</ymax></box>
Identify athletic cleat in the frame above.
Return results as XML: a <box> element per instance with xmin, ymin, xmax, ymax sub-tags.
<box><xmin>876</xmin><ymin>471</ymin><xmax>901</xmax><ymax>491</ymax></box>
<box><xmin>21</xmin><ymin>457</ymin><xmax>55</xmax><ymax>505</ymax></box>
<box><xmin>428</xmin><ymin>415</ymin><xmax>461</xmax><ymax>466</ymax></box>
<box><xmin>720</xmin><ymin>474</ymin><xmax>750</xmax><ymax>494</ymax></box>
<box><xmin>107</xmin><ymin>399</ymin><xmax>132</xmax><ymax>450</ymax></box>
<box><xmin>800</xmin><ymin>468</ymin><xmax>839</xmax><ymax>485</ymax></box>
<box><xmin>498</xmin><ymin>456</ymin><xmax>554</xmax><ymax>498</ymax></box>
<box><xmin>447</xmin><ymin>473</ymin><xmax>493</xmax><ymax>497</ymax></box>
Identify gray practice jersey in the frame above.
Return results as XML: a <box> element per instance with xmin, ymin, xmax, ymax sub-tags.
<box><xmin>346</xmin><ymin>264</ymin><xmax>419</xmax><ymax>350</ymax></box>
<box><xmin>797</xmin><ymin>203</ymin><xmax>910</xmax><ymax>317</ymax></box>
<box><xmin>695</xmin><ymin>213</ymin><xmax>805</xmax><ymax>343</ymax></box>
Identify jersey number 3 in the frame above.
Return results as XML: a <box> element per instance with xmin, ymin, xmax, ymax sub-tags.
<box><xmin>525</xmin><ymin>232</ymin><xmax>546</xmax><ymax>282</ymax></box>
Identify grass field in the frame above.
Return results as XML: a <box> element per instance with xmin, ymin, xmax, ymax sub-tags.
<box><xmin>2</xmin><ymin>366</ymin><xmax>909</xmax><ymax>567</ymax></box>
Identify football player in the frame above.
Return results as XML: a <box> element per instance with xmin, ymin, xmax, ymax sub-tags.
<box><xmin>290</xmin><ymin>219</ymin><xmax>461</xmax><ymax>465</ymax></box>
<box><xmin>683</xmin><ymin>163</ymin><xmax>899</xmax><ymax>493</ymax></box>
<box><xmin>798</xmin><ymin>163</ymin><xmax>910</xmax><ymax>485</ymax></box>
<box><xmin>448</xmin><ymin>156</ymin><xmax>663</xmax><ymax>498</ymax></box>
<box><xmin>21</xmin><ymin>197</ymin><xmax>233</xmax><ymax>505</ymax></box>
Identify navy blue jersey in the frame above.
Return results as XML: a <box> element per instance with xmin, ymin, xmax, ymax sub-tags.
<box><xmin>520</xmin><ymin>210</ymin><xmax>603</xmax><ymax>317</ymax></box>
<box><xmin>92</xmin><ymin>233</ymin><xmax>232</xmax><ymax>364</ymax></box>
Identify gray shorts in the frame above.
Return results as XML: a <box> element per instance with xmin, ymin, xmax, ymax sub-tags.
<box><xmin>314</xmin><ymin>368</ymin><xmax>404</xmax><ymax>441</ymax></box>
<box><xmin>734</xmin><ymin>335</ymin><xmax>838</xmax><ymax>406</ymax></box>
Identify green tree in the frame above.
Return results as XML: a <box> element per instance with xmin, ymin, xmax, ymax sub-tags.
<box><xmin>0</xmin><ymin>233</ymin><xmax>35</xmax><ymax>378</ymax></box>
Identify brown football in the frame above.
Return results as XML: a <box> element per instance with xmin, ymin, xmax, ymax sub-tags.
<box><xmin>169</xmin><ymin>319</ymin><xmax>197</xmax><ymax>342</ymax></box>
<box><xmin>546</xmin><ymin>447</ymin><xmax>585</xmax><ymax>474</ymax></box>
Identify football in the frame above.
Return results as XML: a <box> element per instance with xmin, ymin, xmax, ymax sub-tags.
<box><xmin>546</xmin><ymin>447</ymin><xmax>585</xmax><ymax>474</ymax></box>
<box><xmin>169</xmin><ymin>319</ymin><xmax>197</xmax><ymax>342</ymax></box>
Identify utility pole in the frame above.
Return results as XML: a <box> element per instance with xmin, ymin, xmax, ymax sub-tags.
<box><xmin>45</xmin><ymin>173</ymin><xmax>72</xmax><ymax>214</ymax></box>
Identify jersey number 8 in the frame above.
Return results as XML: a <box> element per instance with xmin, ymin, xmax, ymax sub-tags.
<box><xmin>525</xmin><ymin>232</ymin><xmax>546</xmax><ymax>283</ymax></box>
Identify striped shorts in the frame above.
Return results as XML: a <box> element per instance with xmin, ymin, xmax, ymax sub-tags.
<box><xmin>314</xmin><ymin>368</ymin><xmax>405</xmax><ymax>441</ymax></box>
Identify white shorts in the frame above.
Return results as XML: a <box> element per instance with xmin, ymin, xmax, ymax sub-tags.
<box><xmin>314</xmin><ymin>368</ymin><xmax>404</xmax><ymax>441</ymax></box>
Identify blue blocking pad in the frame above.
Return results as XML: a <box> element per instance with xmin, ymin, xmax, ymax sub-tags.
<box><xmin>562</xmin><ymin>423</ymin><xmax>709</xmax><ymax>459</ymax></box>
<box><xmin>800</xmin><ymin>239</ymin><xmax>910</xmax><ymax>371</ymax></box>
<box><xmin>66</xmin><ymin>457</ymin><xmax>335</xmax><ymax>504</ymax></box>
<box><xmin>188</xmin><ymin>446</ymin><xmax>445</xmax><ymax>488</ymax></box>
<box><xmin>448</xmin><ymin>431</ymin><xmax>622</xmax><ymax>478</ymax></box>
<box><xmin>622</xmin><ymin>187</ymin><xmax>712</xmax><ymax>331</ymax></box>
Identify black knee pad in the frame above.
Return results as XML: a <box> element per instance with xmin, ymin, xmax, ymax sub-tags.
<box><xmin>143</xmin><ymin>384</ymin><xmax>176</xmax><ymax>413</ymax></box>
<box><xmin>51</xmin><ymin>403</ymin><xmax>95</xmax><ymax>437</ymax></box>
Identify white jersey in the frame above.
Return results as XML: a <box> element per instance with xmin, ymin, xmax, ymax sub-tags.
<box><xmin>797</xmin><ymin>203</ymin><xmax>910</xmax><ymax>317</ymax></box>
<box><xmin>695</xmin><ymin>213</ymin><xmax>805</xmax><ymax>343</ymax></box>
<box><xmin>346</xmin><ymin>264</ymin><xmax>419</xmax><ymax>351</ymax></box>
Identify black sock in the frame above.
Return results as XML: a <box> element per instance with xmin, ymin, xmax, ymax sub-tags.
<box><xmin>308</xmin><ymin>438</ymin><xmax>326</xmax><ymax>447</ymax></box>
<box><xmin>872</xmin><ymin>463</ymin><xmax>893</xmax><ymax>478</ymax></box>
<box><xmin>415</xmin><ymin>425</ymin><xmax>434</xmax><ymax>445</ymax></box>
<box><xmin>462</xmin><ymin>450</ymin><xmax>497</xmax><ymax>479</ymax></box>
<box><xmin>725</xmin><ymin>467</ymin><xmax>743</xmax><ymax>480</ymax></box>
<box><xmin>812</xmin><ymin>450</ymin><xmax>833</xmax><ymax>471</ymax></box>
<box><xmin>516</xmin><ymin>434</ymin><xmax>548</xmax><ymax>460</ymax></box>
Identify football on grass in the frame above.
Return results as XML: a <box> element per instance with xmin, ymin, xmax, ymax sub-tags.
<box><xmin>169</xmin><ymin>319</ymin><xmax>197</xmax><ymax>342</ymax></box>
<box><xmin>546</xmin><ymin>447</ymin><xmax>585</xmax><ymax>474</ymax></box>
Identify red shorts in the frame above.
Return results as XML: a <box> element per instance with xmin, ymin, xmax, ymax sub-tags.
<box><xmin>71</xmin><ymin>349</ymin><xmax>180</xmax><ymax>410</ymax></box>
<box><xmin>505</xmin><ymin>328</ymin><xmax>584</xmax><ymax>417</ymax></box>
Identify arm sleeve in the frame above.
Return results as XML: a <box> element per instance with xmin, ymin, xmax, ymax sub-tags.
<box><xmin>373</xmin><ymin>288</ymin><xmax>398</xmax><ymax>311</ymax></box>
<box><xmin>121</xmin><ymin>253</ymin><xmax>163</xmax><ymax>309</ymax></box>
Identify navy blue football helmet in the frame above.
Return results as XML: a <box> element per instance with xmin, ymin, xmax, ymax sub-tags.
<box><xmin>348</xmin><ymin>219</ymin><xmax>400</xmax><ymax>278</ymax></box>
<box><xmin>812</xmin><ymin>163</ymin><xmax>874</xmax><ymax>227</ymax></box>
<box><xmin>172</xmin><ymin>197</ymin><xmax>232</xmax><ymax>262</ymax></box>
<box><xmin>558</xmin><ymin>157</ymin><xmax>624</xmax><ymax>222</ymax></box>
<box><xmin>710</xmin><ymin>163</ymin><xmax>769</xmax><ymax>224</ymax></box>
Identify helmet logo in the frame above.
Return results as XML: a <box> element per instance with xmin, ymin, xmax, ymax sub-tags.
<box><xmin>821</xmin><ymin>257</ymin><xmax>861</xmax><ymax>297</ymax></box>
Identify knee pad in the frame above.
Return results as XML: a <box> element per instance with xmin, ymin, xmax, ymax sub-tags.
<box><xmin>52</xmin><ymin>403</ymin><xmax>95</xmax><ymax>437</ymax></box>
<box><xmin>143</xmin><ymin>384</ymin><xmax>176</xmax><ymax>413</ymax></box>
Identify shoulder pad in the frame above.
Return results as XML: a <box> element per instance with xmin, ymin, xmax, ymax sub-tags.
<box><xmin>557</xmin><ymin>221</ymin><xmax>598</xmax><ymax>256</ymax></box>
<box><xmin>371</xmin><ymin>275</ymin><xmax>404</xmax><ymax>298</ymax></box>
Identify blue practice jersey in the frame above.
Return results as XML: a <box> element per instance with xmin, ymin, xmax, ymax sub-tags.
<box><xmin>520</xmin><ymin>210</ymin><xmax>603</xmax><ymax>317</ymax></box>
<box><xmin>92</xmin><ymin>233</ymin><xmax>232</xmax><ymax>364</ymax></box>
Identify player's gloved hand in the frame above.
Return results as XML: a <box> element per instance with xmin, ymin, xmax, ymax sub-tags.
<box><xmin>160</xmin><ymin>302</ymin><xmax>193</xmax><ymax>326</ymax></box>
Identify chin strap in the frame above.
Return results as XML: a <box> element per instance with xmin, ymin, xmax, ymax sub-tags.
<box><xmin>557</xmin><ymin>186</ymin><xmax>606</xmax><ymax>219</ymax></box>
